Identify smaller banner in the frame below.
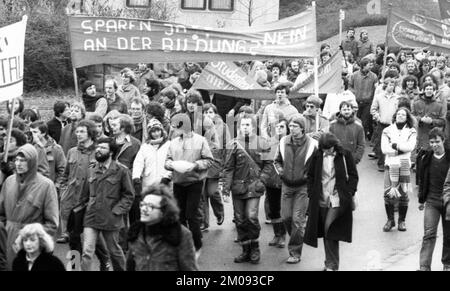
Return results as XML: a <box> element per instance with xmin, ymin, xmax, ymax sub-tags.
<box><xmin>439</xmin><ymin>0</ymin><xmax>450</xmax><ymax>19</ymax></box>
<box><xmin>387</xmin><ymin>9</ymin><xmax>450</xmax><ymax>54</ymax></box>
<box><xmin>193</xmin><ymin>52</ymin><xmax>343</xmax><ymax>100</ymax></box>
<box><xmin>0</xmin><ymin>16</ymin><xmax>27</xmax><ymax>102</ymax></box>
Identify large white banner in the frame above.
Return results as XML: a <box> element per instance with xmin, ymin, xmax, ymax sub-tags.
<box><xmin>0</xmin><ymin>16</ymin><xmax>28</xmax><ymax>102</ymax></box>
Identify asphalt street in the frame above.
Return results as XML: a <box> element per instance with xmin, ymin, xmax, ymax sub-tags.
<box><xmin>54</xmin><ymin>146</ymin><xmax>446</xmax><ymax>271</ymax></box>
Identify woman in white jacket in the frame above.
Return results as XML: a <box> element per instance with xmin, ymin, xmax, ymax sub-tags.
<box><xmin>381</xmin><ymin>107</ymin><xmax>417</xmax><ymax>233</ymax></box>
<box><xmin>132</xmin><ymin>118</ymin><xmax>172</xmax><ymax>193</ymax></box>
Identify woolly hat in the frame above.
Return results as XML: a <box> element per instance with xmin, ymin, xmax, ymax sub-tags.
<box><xmin>386</xmin><ymin>53</ymin><xmax>396</xmax><ymax>62</ymax></box>
<box><xmin>81</xmin><ymin>80</ymin><xmax>95</xmax><ymax>94</ymax></box>
<box><xmin>289</xmin><ymin>114</ymin><xmax>306</xmax><ymax>129</ymax></box>
<box><xmin>147</xmin><ymin>118</ymin><xmax>163</xmax><ymax>131</ymax></box>
<box><xmin>306</xmin><ymin>95</ymin><xmax>323</xmax><ymax>107</ymax></box>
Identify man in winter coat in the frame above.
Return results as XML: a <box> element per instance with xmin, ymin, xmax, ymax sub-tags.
<box><xmin>303</xmin><ymin>96</ymin><xmax>329</xmax><ymax>140</ymax></box>
<box><xmin>47</xmin><ymin>101</ymin><xmax>70</xmax><ymax>143</ymax></box>
<box><xmin>329</xmin><ymin>101</ymin><xmax>365</xmax><ymax>164</ymax></box>
<box><xmin>0</xmin><ymin>144</ymin><xmax>59</xmax><ymax>270</ymax></box>
<box><xmin>340</xmin><ymin>28</ymin><xmax>358</xmax><ymax>61</ymax></box>
<box><xmin>274</xmin><ymin>115</ymin><xmax>318</xmax><ymax>264</ymax></box>
<box><xmin>412</xmin><ymin>82</ymin><xmax>446</xmax><ymax>152</ymax></box>
<box><xmin>304</xmin><ymin>133</ymin><xmax>359</xmax><ymax>271</ymax></box>
<box><xmin>356</xmin><ymin>30</ymin><xmax>375</xmax><ymax>62</ymax></box>
<box><xmin>221</xmin><ymin>113</ymin><xmax>272</xmax><ymax>264</ymax></box>
<box><xmin>81</xmin><ymin>137</ymin><xmax>135</xmax><ymax>271</ymax></box>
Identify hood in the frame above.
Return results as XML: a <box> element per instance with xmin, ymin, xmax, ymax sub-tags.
<box><xmin>16</xmin><ymin>144</ymin><xmax>38</xmax><ymax>181</ymax></box>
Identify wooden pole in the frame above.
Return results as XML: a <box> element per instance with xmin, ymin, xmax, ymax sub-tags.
<box><xmin>3</xmin><ymin>98</ymin><xmax>16</xmax><ymax>163</ymax></box>
<box><xmin>73</xmin><ymin>67</ymin><xmax>79</xmax><ymax>99</ymax></box>
<box><xmin>339</xmin><ymin>10</ymin><xmax>344</xmax><ymax>50</ymax></box>
<box><xmin>381</xmin><ymin>4</ymin><xmax>393</xmax><ymax>82</ymax></box>
<box><xmin>314</xmin><ymin>57</ymin><xmax>320</xmax><ymax>132</ymax></box>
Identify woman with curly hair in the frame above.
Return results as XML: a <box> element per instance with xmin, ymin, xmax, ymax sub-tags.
<box><xmin>381</xmin><ymin>107</ymin><xmax>417</xmax><ymax>232</ymax></box>
<box><xmin>401</xmin><ymin>75</ymin><xmax>420</xmax><ymax>102</ymax></box>
<box><xmin>12</xmin><ymin>223</ymin><xmax>65</xmax><ymax>271</ymax></box>
<box><xmin>126</xmin><ymin>184</ymin><xmax>198</xmax><ymax>271</ymax></box>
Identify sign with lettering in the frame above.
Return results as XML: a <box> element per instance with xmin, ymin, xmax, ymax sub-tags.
<box><xmin>387</xmin><ymin>9</ymin><xmax>450</xmax><ymax>53</ymax></box>
<box><xmin>67</xmin><ymin>8</ymin><xmax>317</xmax><ymax>68</ymax></box>
<box><xmin>0</xmin><ymin>16</ymin><xmax>27</xmax><ymax>102</ymax></box>
<box><xmin>193</xmin><ymin>52</ymin><xmax>343</xmax><ymax>100</ymax></box>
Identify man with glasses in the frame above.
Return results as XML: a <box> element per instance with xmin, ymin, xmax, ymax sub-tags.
<box><xmin>81</xmin><ymin>137</ymin><xmax>135</xmax><ymax>271</ymax></box>
<box><xmin>0</xmin><ymin>144</ymin><xmax>58</xmax><ymax>270</ymax></box>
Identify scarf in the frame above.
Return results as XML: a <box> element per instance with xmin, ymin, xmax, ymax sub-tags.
<box><xmin>82</xmin><ymin>94</ymin><xmax>101</xmax><ymax>112</ymax></box>
<box><xmin>149</xmin><ymin>137</ymin><xmax>164</xmax><ymax>146</ymax></box>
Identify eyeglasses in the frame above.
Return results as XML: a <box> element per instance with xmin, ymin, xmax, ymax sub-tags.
<box><xmin>140</xmin><ymin>202</ymin><xmax>161</xmax><ymax>210</ymax></box>
<box><xmin>305</xmin><ymin>105</ymin><xmax>316</xmax><ymax>109</ymax></box>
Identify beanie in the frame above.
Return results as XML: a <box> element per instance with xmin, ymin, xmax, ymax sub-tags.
<box><xmin>289</xmin><ymin>114</ymin><xmax>306</xmax><ymax>129</ymax></box>
<box><xmin>81</xmin><ymin>80</ymin><xmax>95</xmax><ymax>94</ymax></box>
<box><xmin>306</xmin><ymin>95</ymin><xmax>323</xmax><ymax>107</ymax></box>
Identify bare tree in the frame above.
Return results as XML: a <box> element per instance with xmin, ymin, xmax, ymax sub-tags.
<box><xmin>235</xmin><ymin>0</ymin><xmax>279</xmax><ymax>26</ymax></box>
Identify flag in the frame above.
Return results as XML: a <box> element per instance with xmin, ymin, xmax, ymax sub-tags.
<box><xmin>0</xmin><ymin>16</ymin><xmax>28</xmax><ymax>103</ymax></box>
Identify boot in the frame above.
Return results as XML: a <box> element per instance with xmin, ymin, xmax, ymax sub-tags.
<box><xmin>398</xmin><ymin>205</ymin><xmax>408</xmax><ymax>232</ymax></box>
<box><xmin>249</xmin><ymin>241</ymin><xmax>261</xmax><ymax>264</ymax></box>
<box><xmin>234</xmin><ymin>242</ymin><xmax>251</xmax><ymax>263</ymax></box>
<box><xmin>275</xmin><ymin>222</ymin><xmax>286</xmax><ymax>248</ymax></box>
<box><xmin>269</xmin><ymin>223</ymin><xmax>280</xmax><ymax>246</ymax></box>
<box><xmin>383</xmin><ymin>204</ymin><xmax>395</xmax><ymax>232</ymax></box>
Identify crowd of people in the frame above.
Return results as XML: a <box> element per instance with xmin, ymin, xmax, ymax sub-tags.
<box><xmin>0</xmin><ymin>26</ymin><xmax>450</xmax><ymax>271</ymax></box>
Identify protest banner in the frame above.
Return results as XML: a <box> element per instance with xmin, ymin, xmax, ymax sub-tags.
<box><xmin>67</xmin><ymin>7</ymin><xmax>317</xmax><ymax>68</ymax></box>
<box><xmin>386</xmin><ymin>9</ymin><xmax>450</xmax><ymax>54</ymax></box>
<box><xmin>0</xmin><ymin>16</ymin><xmax>28</xmax><ymax>103</ymax></box>
<box><xmin>193</xmin><ymin>51</ymin><xmax>343</xmax><ymax>100</ymax></box>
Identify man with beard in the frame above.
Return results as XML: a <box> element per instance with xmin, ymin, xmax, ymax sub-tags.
<box><xmin>303</xmin><ymin>96</ymin><xmax>329</xmax><ymax>140</ymax></box>
<box><xmin>81</xmin><ymin>137</ymin><xmax>134</xmax><ymax>271</ymax></box>
<box><xmin>60</xmin><ymin>120</ymin><xmax>111</xmax><ymax>270</ymax></box>
<box><xmin>109</xmin><ymin>114</ymin><xmax>141</xmax><ymax>171</ymax></box>
<box><xmin>356</xmin><ymin>30</ymin><xmax>375</xmax><ymax>62</ymax></box>
<box><xmin>286</xmin><ymin>60</ymin><xmax>301</xmax><ymax>83</ymax></box>
<box><xmin>341</xmin><ymin>28</ymin><xmax>358</xmax><ymax>64</ymax></box>
<box><xmin>412</xmin><ymin>82</ymin><xmax>446</xmax><ymax>153</ymax></box>
<box><xmin>329</xmin><ymin>101</ymin><xmax>365</xmax><ymax>165</ymax></box>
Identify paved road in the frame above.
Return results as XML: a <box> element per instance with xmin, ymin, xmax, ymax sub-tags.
<box><xmin>54</xmin><ymin>146</ymin><xmax>446</xmax><ymax>271</ymax></box>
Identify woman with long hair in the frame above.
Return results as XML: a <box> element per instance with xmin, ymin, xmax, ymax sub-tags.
<box><xmin>381</xmin><ymin>107</ymin><xmax>417</xmax><ymax>232</ymax></box>
<box><xmin>12</xmin><ymin>223</ymin><xmax>65</xmax><ymax>271</ymax></box>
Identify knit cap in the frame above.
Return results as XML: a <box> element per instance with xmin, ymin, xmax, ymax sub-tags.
<box><xmin>289</xmin><ymin>114</ymin><xmax>306</xmax><ymax>129</ymax></box>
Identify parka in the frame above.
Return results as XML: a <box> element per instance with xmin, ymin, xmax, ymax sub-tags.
<box><xmin>83</xmin><ymin>160</ymin><xmax>135</xmax><ymax>231</ymax></box>
<box><xmin>0</xmin><ymin>144</ymin><xmax>59</xmax><ymax>269</ymax></box>
<box><xmin>412</xmin><ymin>94</ymin><xmax>445</xmax><ymax>150</ymax></box>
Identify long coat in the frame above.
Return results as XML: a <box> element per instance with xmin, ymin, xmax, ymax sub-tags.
<box><xmin>84</xmin><ymin>161</ymin><xmax>135</xmax><ymax>231</ymax></box>
<box><xmin>0</xmin><ymin>144</ymin><xmax>59</xmax><ymax>269</ymax></box>
<box><xmin>304</xmin><ymin>148</ymin><xmax>359</xmax><ymax>248</ymax></box>
<box><xmin>60</xmin><ymin>144</ymin><xmax>96</xmax><ymax>221</ymax></box>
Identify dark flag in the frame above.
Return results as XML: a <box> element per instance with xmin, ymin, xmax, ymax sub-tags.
<box><xmin>439</xmin><ymin>0</ymin><xmax>450</xmax><ymax>19</ymax></box>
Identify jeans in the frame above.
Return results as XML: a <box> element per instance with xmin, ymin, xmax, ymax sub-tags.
<box><xmin>233</xmin><ymin>197</ymin><xmax>261</xmax><ymax>242</ymax></box>
<box><xmin>419</xmin><ymin>202</ymin><xmax>450</xmax><ymax>270</ymax></box>
<box><xmin>281</xmin><ymin>185</ymin><xmax>309</xmax><ymax>258</ymax></box>
<box><xmin>199</xmin><ymin>178</ymin><xmax>224</xmax><ymax>227</ymax></box>
<box><xmin>266</xmin><ymin>187</ymin><xmax>282</xmax><ymax>221</ymax></box>
<box><xmin>374</xmin><ymin>123</ymin><xmax>389</xmax><ymax>166</ymax></box>
<box><xmin>357</xmin><ymin>101</ymin><xmax>373</xmax><ymax>140</ymax></box>
<box><xmin>320</xmin><ymin>207</ymin><xmax>340</xmax><ymax>270</ymax></box>
<box><xmin>81</xmin><ymin>227</ymin><xmax>125</xmax><ymax>271</ymax></box>
<box><xmin>174</xmin><ymin>181</ymin><xmax>204</xmax><ymax>250</ymax></box>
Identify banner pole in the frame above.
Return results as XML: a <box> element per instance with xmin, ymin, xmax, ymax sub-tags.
<box><xmin>3</xmin><ymin>98</ymin><xmax>16</xmax><ymax>163</ymax></box>
<box><xmin>339</xmin><ymin>10</ymin><xmax>343</xmax><ymax>50</ymax></box>
<box><xmin>382</xmin><ymin>3</ymin><xmax>393</xmax><ymax>82</ymax></box>
<box><xmin>313</xmin><ymin>57</ymin><xmax>320</xmax><ymax>132</ymax></box>
<box><xmin>73</xmin><ymin>67</ymin><xmax>79</xmax><ymax>99</ymax></box>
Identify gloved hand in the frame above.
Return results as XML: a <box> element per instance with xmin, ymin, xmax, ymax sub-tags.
<box><xmin>160</xmin><ymin>178</ymin><xmax>171</xmax><ymax>186</ymax></box>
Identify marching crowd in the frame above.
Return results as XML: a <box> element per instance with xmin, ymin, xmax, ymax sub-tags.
<box><xmin>0</xmin><ymin>27</ymin><xmax>450</xmax><ymax>271</ymax></box>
